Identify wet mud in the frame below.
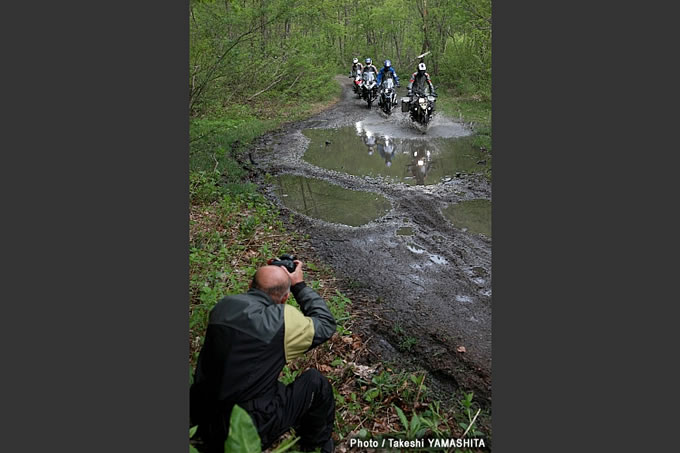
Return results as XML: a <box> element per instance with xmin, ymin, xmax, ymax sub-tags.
<box><xmin>249</xmin><ymin>76</ymin><xmax>492</xmax><ymax>405</ymax></box>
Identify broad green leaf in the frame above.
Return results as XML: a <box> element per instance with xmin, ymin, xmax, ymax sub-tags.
<box><xmin>410</xmin><ymin>414</ymin><xmax>421</xmax><ymax>435</ymax></box>
<box><xmin>364</xmin><ymin>388</ymin><xmax>379</xmax><ymax>401</ymax></box>
<box><xmin>190</xmin><ymin>445</ymin><xmax>201</xmax><ymax>453</ymax></box>
<box><xmin>225</xmin><ymin>405</ymin><xmax>262</xmax><ymax>453</ymax></box>
<box><xmin>394</xmin><ymin>405</ymin><xmax>409</xmax><ymax>431</ymax></box>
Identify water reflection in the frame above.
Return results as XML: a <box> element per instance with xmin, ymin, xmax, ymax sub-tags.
<box><xmin>406</xmin><ymin>141</ymin><xmax>433</xmax><ymax>185</ymax></box>
<box><xmin>363</xmin><ymin>130</ymin><xmax>377</xmax><ymax>155</ymax></box>
<box><xmin>442</xmin><ymin>199</ymin><xmax>491</xmax><ymax>237</ymax></box>
<box><xmin>377</xmin><ymin>137</ymin><xmax>396</xmax><ymax>167</ymax></box>
<box><xmin>304</xmin><ymin>125</ymin><xmax>488</xmax><ymax>185</ymax></box>
<box><xmin>274</xmin><ymin>174</ymin><xmax>391</xmax><ymax>226</ymax></box>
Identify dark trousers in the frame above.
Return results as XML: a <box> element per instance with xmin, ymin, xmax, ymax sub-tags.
<box><xmin>246</xmin><ymin>369</ymin><xmax>335</xmax><ymax>452</ymax></box>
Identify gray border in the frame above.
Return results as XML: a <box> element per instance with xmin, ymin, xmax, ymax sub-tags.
<box><xmin>5</xmin><ymin>1</ymin><xmax>189</xmax><ymax>451</ymax></box>
<box><xmin>5</xmin><ymin>0</ymin><xmax>673</xmax><ymax>451</ymax></box>
<box><xmin>493</xmin><ymin>1</ymin><xmax>673</xmax><ymax>451</ymax></box>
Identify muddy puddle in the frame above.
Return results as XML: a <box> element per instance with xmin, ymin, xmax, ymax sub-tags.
<box><xmin>273</xmin><ymin>174</ymin><xmax>391</xmax><ymax>226</ymax></box>
<box><xmin>442</xmin><ymin>199</ymin><xmax>492</xmax><ymax>237</ymax></box>
<box><xmin>396</xmin><ymin>227</ymin><xmax>414</xmax><ymax>236</ymax></box>
<box><xmin>302</xmin><ymin>126</ymin><xmax>489</xmax><ymax>185</ymax></box>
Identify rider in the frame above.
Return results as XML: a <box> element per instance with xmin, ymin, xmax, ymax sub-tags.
<box><xmin>363</xmin><ymin>58</ymin><xmax>378</xmax><ymax>75</ymax></box>
<box><xmin>349</xmin><ymin>57</ymin><xmax>363</xmax><ymax>78</ymax></box>
<box><xmin>407</xmin><ymin>62</ymin><xmax>436</xmax><ymax>97</ymax></box>
<box><xmin>376</xmin><ymin>60</ymin><xmax>399</xmax><ymax>87</ymax></box>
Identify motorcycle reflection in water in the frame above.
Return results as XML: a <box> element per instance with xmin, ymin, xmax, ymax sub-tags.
<box><xmin>405</xmin><ymin>141</ymin><xmax>433</xmax><ymax>185</ymax></box>
<box><xmin>376</xmin><ymin>137</ymin><xmax>396</xmax><ymax>167</ymax></box>
<box><xmin>362</xmin><ymin>131</ymin><xmax>377</xmax><ymax>155</ymax></box>
<box><xmin>356</xmin><ymin>121</ymin><xmax>438</xmax><ymax>184</ymax></box>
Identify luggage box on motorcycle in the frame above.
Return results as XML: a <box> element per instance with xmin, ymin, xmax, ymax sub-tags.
<box><xmin>401</xmin><ymin>97</ymin><xmax>410</xmax><ymax>112</ymax></box>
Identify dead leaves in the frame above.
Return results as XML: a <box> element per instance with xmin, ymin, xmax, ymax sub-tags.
<box><xmin>348</xmin><ymin>363</ymin><xmax>377</xmax><ymax>381</ymax></box>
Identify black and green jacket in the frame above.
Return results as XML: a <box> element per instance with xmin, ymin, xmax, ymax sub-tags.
<box><xmin>190</xmin><ymin>282</ymin><xmax>336</xmax><ymax>426</ymax></box>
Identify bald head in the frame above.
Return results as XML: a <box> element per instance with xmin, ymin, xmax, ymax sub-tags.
<box><xmin>251</xmin><ymin>265</ymin><xmax>291</xmax><ymax>303</ymax></box>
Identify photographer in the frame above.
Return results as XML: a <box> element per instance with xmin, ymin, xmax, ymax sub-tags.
<box><xmin>190</xmin><ymin>257</ymin><xmax>337</xmax><ymax>453</ymax></box>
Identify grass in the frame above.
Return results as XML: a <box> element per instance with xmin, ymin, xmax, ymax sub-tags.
<box><xmin>437</xmin><ymin>90</ymin><xmax>492</xmax><ymax>157</ymax></box>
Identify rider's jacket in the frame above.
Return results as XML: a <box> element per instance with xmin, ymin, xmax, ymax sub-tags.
<box><xmin>376</xmin><ymin>66</ymin><xmax>399</xmax><ymax>86</ymax></box>
<box><xmin>408</xmin><ymin>71</ymin><xmax>435</xmax><ymax>94</ymax></box>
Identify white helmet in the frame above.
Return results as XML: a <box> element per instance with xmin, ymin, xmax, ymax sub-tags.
<box><xmin>353</xmin><ymin>58</ymin><xmax>358</xmax><ymax>64</ymax></box>
<box><xmin>418</xmin><ymin>62</ymin><xmax>426</xmax><ymax>71</ymax></box>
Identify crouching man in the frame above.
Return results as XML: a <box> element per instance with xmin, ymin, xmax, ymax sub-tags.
<box><xmin>190</xmin><ymin>259</ymin><xmax>337</xmax><ymax>453</ymax></box>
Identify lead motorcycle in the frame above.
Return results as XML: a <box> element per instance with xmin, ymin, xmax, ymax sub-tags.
<box><xmin>361</xmin><ymin>71</ymin><xmax>378</xmax><ymax>108</ymax></box>
<box><xmin>403</xmin><ymin>90</ymin><xmax>437</xmax><ymax>126</ymax></box>
<box><xmin>378</xmin><ymin>77</ymin><xmax>398</xmax><ymax>115</ymax></box>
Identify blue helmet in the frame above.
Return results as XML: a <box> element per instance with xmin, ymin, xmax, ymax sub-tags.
<box><xmin>384</xmin><ymin>60</ymin><xmax>392</xmax><ymax>68</ymax></box>
<box><xmin>365</xmin><ymin>57</ymin><xmax>372</xmax><ymax>65</ymax></box>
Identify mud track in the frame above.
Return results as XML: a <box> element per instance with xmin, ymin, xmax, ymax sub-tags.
<box><xmin>248</xmin><ymin>75</ymin><xmax>491</xmax><ymax>405</ymax></box>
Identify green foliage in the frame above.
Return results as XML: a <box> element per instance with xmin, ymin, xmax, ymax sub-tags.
<box><xmin>225</xmin><ymin>405</ymin><xmax>261</xmax><ymax>453</ymax></box>
<box><xmin>457</xmin><ymin>392</ymin><xmax>485</xmax><ymax>438</ymax></box>
<box><xmin>190</xmin><ymin>0</ymin><xmax>491</xmax><ymax>117</ymax></box>
<box><xmin>189</xmin><ymin>189</ymin><xmax>294</xmax><ymax>352</ymax></box>
<box><xmin>393</xmin><ymin>405</ymin><xmax>428</xmax><ymax>439</ymax></box>
<box><xmin>327</xmin><ymin>290</ymin><xmax>352</xmax><ymax>335</ymax></box>
<box><xmin>280</xmin><ymin>365</ymin><xmax>301</xmax><ymax>385</ymax></box>
<box><xmin>190</xmin><ymin>171</ymin><xmax>221</xmax><ymax>204</ymax></box>
<box><xmin>399</xmin><ymin>336</ymin><xmax>418</xmax><ymax>352</ymax></box>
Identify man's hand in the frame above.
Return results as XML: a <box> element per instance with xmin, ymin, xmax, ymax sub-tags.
<box><xmin>287</xmin><ymin>260</ymin><xmax>304</xmax><ymax>286</ymax></box>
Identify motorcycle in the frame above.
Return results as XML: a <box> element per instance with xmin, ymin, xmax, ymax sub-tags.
<box><xmin>403</xmin><ymin>90</ymin><xmax>437</xmax><ymax>126</ymax></box>
<box><xmin>360</xmin><ymin>71</ymin><xmax>378</xmax><ymax>108</ymax></box>
<box><xmin>353</xmin><ymin>71</ymin><xmax>363</xmax><ymax>96</ymax></box>
<box><xmin>378</xmin><ymin>77</ymin><xmax>398</xmax><ymax>115</ymax></box>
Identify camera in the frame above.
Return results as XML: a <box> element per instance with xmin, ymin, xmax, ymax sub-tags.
<box><xmin>268</xmin><ymin>253</ymin><xmax>297</xmax><ymax>273</ymax></box>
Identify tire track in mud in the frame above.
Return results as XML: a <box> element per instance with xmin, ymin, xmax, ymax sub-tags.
<box><xmin>249</xmin><ymin>75</ymin><xmax>492</xmax><ymax>405</ymax></box>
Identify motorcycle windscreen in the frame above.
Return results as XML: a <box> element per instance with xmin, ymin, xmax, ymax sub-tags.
<box><xmin>362</xmin><ymin>72</ymin><xmax>375</xmax><ymax>83</ymax></box>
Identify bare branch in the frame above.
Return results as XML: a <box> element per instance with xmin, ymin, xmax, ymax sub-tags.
<box><xmin>287</xmin><ymin>72</ymin><xmax>303</xmax><ymax>91</ymax></box>
<box><xmin>247</xmin><ymin>74</ymin><xmax>285</xmax><ymax>101</ymax></box>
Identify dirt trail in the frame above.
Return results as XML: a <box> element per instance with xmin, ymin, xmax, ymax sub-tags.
<box><xmin>249</xmin><ymin>75</ymin><xmax>492</xmax><ymax>404</ymax></box>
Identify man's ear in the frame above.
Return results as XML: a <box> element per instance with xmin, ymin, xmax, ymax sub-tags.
<box><xmin>280</xmin><ymin>292</ymin><xmax>289</xmax><ymax>304</ymax></box>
